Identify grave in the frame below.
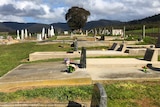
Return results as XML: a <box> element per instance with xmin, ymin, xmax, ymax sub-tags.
<box><xmin>91</xmin><ymin>83</ymin><xmax>107</xmax><ymax>107</ymax></box>
<box><xmin>0</xmin><ymin>61</ymin><xmax>92</xmax><ymax>92</ymax></box>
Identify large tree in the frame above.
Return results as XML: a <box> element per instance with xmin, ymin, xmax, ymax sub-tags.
<box><xmin>65</xmin><ymin>6</ymin><xmax>90</xmax><ymax>31</ymax></box>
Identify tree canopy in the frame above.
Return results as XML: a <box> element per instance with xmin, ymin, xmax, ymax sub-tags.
<box><xmin>65</xmin><ymin>6</ymin><xmax>90</xmax><ymax>31</ymax></box>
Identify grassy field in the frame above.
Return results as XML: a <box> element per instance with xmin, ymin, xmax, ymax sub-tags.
<box><xmin>126</xmin><ymin>27</ymin><xmax>160</xmax><ymax>34</ymax></box>
<box><xmin>0</xmin><ymin>81</ymin><xmax>159</xmax><ymax>107</ymax></box>
<box><xmin>0</xmin><ymin>41</ymin><xmax>160</xmax><ymax>106</ymax></box>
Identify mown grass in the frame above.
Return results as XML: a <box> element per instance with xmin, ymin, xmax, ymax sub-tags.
<box><xmin>126</xmin><ymin>27</ymin><xmax>160</xmax><ymax>34</ymax></box>
<box><xmin>0</xmin><ymin>81</ymin><xmax>160</xmax><ymax>107</ymax></box>
<box><xmin>0</xmin><ymin>85</ymin><xmax>93</xmax><ymax>102</ymax></box>
<box><xmin>105</xmin><ymin>81</ymin><xmax>160</xmax><ymax>107</ymax></box>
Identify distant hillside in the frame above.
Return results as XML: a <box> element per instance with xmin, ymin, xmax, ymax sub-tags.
<box><xmin>125</xmin><ymin>13</ymin><xmax>160</xmax><ymax>30</ymax></box>
<box><xmin>51</xmin><ymin>23</ymin><xmax>69</xmax><ymax>31</ymax></box>
<box><xmin>0</xmin><ymin>22</ymin><xmax>14</xmax><ymax>32</ymax></box>
<box><xmin>27</xmin><ymin>24</ymin><xmax>50</xmax><ymax>33</ymax></box>
<box><xmin>2</xmin><ymin>22</ymin><xmax>35</xmax><ymax>30</ymax></box>
<box><xmin>84</xmin><ymin>19</ymin><xmax>123</xmax><ymax>30</ymax></box>
<box><xmin>0</xmin><ymin>13</ymin><xmax>160</xmax><ymax>33</ymax></box>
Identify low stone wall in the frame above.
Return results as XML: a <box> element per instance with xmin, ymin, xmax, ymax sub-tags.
<box><xmin>127</xmin><ymin>48</ymin><xmax>160</xmax><ymax>56</ymax></box>
<box><xmin>78</xmin><ymin>41</ymin><xmax>139</xmax><ymax>47</ymax></box>
<box><xmin>29</xmin><ymin>51</ymin><xmax>81</xmax><ymax>61</ymax></box>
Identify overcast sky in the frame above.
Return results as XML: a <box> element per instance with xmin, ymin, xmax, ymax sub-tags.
<box><xmin>0</xmin><ymin>0</ymin><xmax>160</xmax><ymax>24</ymax></box>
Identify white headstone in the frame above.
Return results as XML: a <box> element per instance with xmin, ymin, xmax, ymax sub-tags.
<box><xmin>37</xmin><ymin>34</ymin><xmax>42</xmax><ymax>41</ymax></box>
<box><xmin>48</xmin><ymin>28</ymin><xmax>51</xmax><ymax>37</ymax></box>
<box><xmin>143</xmin><ymin>25</ymin><xmax>145</xmax><ymax>38</ymax></box>
<box><xmin>50</xmin><ymin>26</ymin><xmax>55</xmax><ymax>37</ymax></box>
<box><xmin>64</xmin><ymin>31</ymin><xmax>68</xmax><ymax>35</ymax></box>
<box><xmin>21</xmin><ymin>29</ymin><xmax>24</xmax><ymax>40</ymax></box>
<box><xmin>17</xmin><ymin>30</ymin><xmax>20</xmax><ymax>40</ymax></box>
<box><xmin>29</xmin><ymin>33</ymin><xmax>31</xmax><ymax>38</ymax></box>
<box><xmin>42</xmin><ymin>27</ymin><xmax>45</xmax><ymax>39</ymax></box>
<box><xmin>25</xmin><ymin>29</ymin><xmax>28</xmax><ymax>38</ymax></box>
<box><xmin>86</xmin><ymin>30</ymin><xmax>88</xmax><ymax>36</ymax></box>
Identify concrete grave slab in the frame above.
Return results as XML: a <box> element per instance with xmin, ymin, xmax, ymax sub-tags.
<box><xmin>0</xmin><ymin>62</ymin><xmax>92</xmax><ymax>92</ymax></box>
<box><xmin>86</xmin><ymin>58</ymin><xmax>160</xmax><ymax>81</ymax></box>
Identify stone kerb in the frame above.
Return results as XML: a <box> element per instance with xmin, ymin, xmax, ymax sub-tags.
<box><xmin>143</xmin><ymin>48</ymin><xmax>158</xmax><ymax>62</ymax></box>
<box><xmin>91</xmin><ymin>83</ymin><xmax>107</xmax><ymax>107</ymax></box>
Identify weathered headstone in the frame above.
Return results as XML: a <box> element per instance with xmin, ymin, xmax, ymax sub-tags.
<box><xmin>37</xmin><ymin>34</ymin><xmax>42</xmax><ymax>41</ymax></box>
<box><xmin>29</xmin><ymin>33</ymin><xmax>32</xmax><ymax>38</ymax></box>
<box><xmin>123</xmin><ymin>26</ymin><xmax>125</xmax><ymax>38</ymax></box>
<box><xmin>142</xmin><ymin>25</ymin><xmax>145</xmax><ymax>39</ymax></box>
<box><xmin>16</xmin><ymin>30</ymin><xmax>20</xmax><ymax>40</ymax></box>
<box><xmin>50</xmin><ymin>26</ymin><xmax>55</xmax><ymax>37</ymax></box>
<box><xmin>80</xmin><ymin>47</ymin><xmax>86</xmax><ymax>68</ymax></box>
<box><xmin>42</xmin><ymin>27</ymin><xmax>45</xmax><ymax>39</ymax></box>
<box><xmin>0</xmin><ymin>36</ymin><xmax>3</xmax><ymax>39</ymax></box>
<box><xmin>85</xmin><ymin>30</ymin><xmax>88</xmax><ymax>36</ymax></box>
<box><xmin>73</xmin><ymin>39</ymin><xmax>78</xmax><ymax>51</ymax></box>
<box><xmin>91</xmin><ymin>83</ymin><xmax>107</xmax><ymax>107</ymax></box>
<box><xmin>155</xmin><ymin>36</ymin><xmax>160</xmax><ymax>48</ymax></box>
<box><xmin>25</xmin><ymin>29</ymin><xmax>28</xmax><ymax>38</ymax></box>
<box><xmin>143</xmin><ymin>48</ymin><xmax>158</xmax><ymax>62</ymax></box>
<box><xmin>21</xmin><ymin>29</ymin><xmax>24</xmax><ymax>40</ymax></box>
<box><xmin>94</xmin><ymin>28</ymin><xmax>97</xmax><ymax>36</ymax></box>
<box><xmin>100</xmin><ymin>35</ymin><xmax>105</xmax><ymax>41</ymax></box>
<box><xmin>48</xmin><ymin>28</ymin><xmax>51</xmax><ymax>37</ymax></box>
<box><xmin>108</xmin><ymin>43</ymin><xmax>119</xmax><ymax>50</ymax></box>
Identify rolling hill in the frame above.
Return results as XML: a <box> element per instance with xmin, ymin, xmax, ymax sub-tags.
<box><xmin>0</xmin><ymin>13</ymin><xmax>160</xmax><ymax>33</ymax></box>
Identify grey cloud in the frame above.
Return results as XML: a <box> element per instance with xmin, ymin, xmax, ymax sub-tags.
<box><xmin>0</xmin><ymin>4</ymin><xmax>22</xmax><ymax>15</ymax></box>
<box><xmin>0</xmin><ymin>3</ymin><xmax>46</xmax><ymax>17</ymax></box>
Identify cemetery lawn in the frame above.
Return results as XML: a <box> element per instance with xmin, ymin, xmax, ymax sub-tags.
<box><xmin>0</xmin><ymin>42</ymin><xmax>160</xmax><ymax>106</ymax></box>
<box><xmin>104</xmin><ymin>80</ymin><xmax>160</xmax><ymax>107</ymax></box>
<box><xmin>0</xmin><ymin>42</ymin><xmax>147</xmax><ymax>77</ymax></box>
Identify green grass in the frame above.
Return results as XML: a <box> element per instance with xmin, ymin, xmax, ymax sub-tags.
<box><xmin>105</xmin><ymin>81</ymin><xmax>160</xmax><ymax>107</ymax></box>
<box><xmin>0</xmin><ymin>85</ymin><xmax>93</xmax><ymax>102</ymax></box>
<box><xmin>126</xmin><ymin>28</ymin><xmax>160</xmax><ymax>34</ymax></box>
<box><xmin>0</xmin><ymin>81</ymin><xmax>160</xmax><ymax>107</ymax></box>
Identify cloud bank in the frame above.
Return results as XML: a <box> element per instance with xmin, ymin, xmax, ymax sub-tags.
<box><xmin>0</xmin><ymin>0</ymin><xmax>160</xmax><ymax>24</ymax></box>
